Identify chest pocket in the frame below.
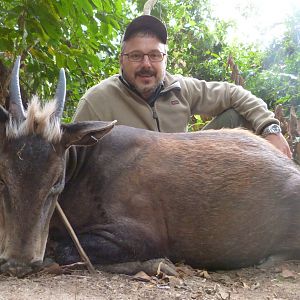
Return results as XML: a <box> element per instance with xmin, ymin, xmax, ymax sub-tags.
<box><xmin>156</xmin><ymin>93</ymin><xmax>191</xmax><ymax>133</ymax></box>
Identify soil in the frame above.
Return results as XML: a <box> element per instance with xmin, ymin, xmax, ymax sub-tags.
<box><xmin>0</xmin><ymin>260</ymin><xmax>299</xmax><ymax>300</ymax></box>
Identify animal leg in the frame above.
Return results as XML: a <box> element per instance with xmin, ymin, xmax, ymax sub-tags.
<box><xmin>54</xmin><ymin>229</ymin><xmax>163</xmax><ymax>267</ymax></box>
<box><xmin>258</xmin><ymin>251</ymin><xmax>300</xmax><ymax>268</ymax></box>
<box><xmin>98</xmin><ymin>258</ymin><xmax>178</xmax><ymax>276</ymax></box>
<box><xmin>54</xmin><ymin>232</ymin><xmax>130</xmax><ymax>265</ymax></box>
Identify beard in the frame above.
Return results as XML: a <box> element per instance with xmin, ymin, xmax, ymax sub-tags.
<box><xmin>122</xmin><ymin>66</ymin><xmax>165</xmax><ymax>99</ymax></box>
<box><xmin>134</xmin><ymin>67</ymin><xmax>161</xmax><ymax>98</ymax></box>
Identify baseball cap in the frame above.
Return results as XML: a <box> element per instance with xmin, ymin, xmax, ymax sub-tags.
<box><xmin>123</xmin><ymin>15</ymin><xmax>167</xmax><ymax>44</ymax></box>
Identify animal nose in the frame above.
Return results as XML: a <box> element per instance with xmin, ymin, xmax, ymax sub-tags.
<box><xmin>0</xmin><ymin>259</ymin><xmax>34</xmax><ymax>278</ymax></box>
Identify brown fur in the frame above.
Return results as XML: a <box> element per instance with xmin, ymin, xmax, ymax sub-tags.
<box><xmin>1</xmin><ymin>116</ymin><xmax>300</xmax><ymax>277</ymax></box>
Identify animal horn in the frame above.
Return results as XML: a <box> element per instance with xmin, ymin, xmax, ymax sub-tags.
<box><xmin>9</xmin><ymin>56</ymin><xmax>26</xmax><ymax>122</ymax></box>
<box><xmin>54</xmin><ymin>68</ymin><xmax>66</xmax><ymax>119</ymax></box>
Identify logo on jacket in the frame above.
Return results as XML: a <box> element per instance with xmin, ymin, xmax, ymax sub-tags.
<box><xmin>170</xmin><ymin>100</ymin><xmax>180</xmax><ymax>105</ymax></box>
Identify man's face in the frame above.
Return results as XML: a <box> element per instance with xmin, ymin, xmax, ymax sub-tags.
<box><xmin>120</xmin><ymin>35</ymin><xmax>167</xmax><ymax>100</ymax></box>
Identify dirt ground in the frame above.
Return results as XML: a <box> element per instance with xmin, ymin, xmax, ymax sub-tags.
<box><xmin>0</xmin><ymin>260</ymin><xmax>299</xmax><ymax>300</ymax></box>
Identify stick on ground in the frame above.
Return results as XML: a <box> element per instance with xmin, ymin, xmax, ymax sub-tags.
<box><xmin>55</xmin><ymin>202</ymin><xmax>97</xmax><ymax>275</ymax></box>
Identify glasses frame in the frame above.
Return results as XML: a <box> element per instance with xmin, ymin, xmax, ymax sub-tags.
<box><xmin>121</xmin><ymin>51</ymin><xmax>166</xmax><ymax>62</ymax></box>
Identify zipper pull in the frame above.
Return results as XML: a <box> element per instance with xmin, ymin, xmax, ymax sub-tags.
<box><xmin>152</xmin><ymin>107</ymin><xmax>158</xmax><ymax>119</ymax></box>
<box><xmin>151</xmin><ymin>106</ymin><xmax>160</xmax><ymax>131</ymax></box>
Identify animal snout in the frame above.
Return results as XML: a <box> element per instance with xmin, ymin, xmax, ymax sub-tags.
<box><xmin>0</xmin><ymin>259</ymin><xmax>42</xmax><ymax>278</ymax></box>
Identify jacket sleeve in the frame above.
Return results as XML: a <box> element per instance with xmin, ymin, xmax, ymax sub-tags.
<box><xmin>183</xmin><ymin>78</ymin><xmax>279</xmax><ymax>134</ymax></box>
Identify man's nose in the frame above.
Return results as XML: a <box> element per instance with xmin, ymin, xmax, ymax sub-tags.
<box><xmin>141</xmin><ymin>54</ymin><xmax>152</xmax><ymax>65</ymax></box>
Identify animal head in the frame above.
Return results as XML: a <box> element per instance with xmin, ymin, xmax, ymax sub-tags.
<box><xmin>0</xmin><ymin>57</ymin><xmax>115</xmax><ymax>277</ymax></box>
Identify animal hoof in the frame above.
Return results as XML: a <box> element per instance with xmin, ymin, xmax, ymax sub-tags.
<box><xmin>141</xmin><ymin>258</ymin><xmax>178</xmax><ymax>276</ymax></box>
<box><xmin>0</xmin><ymin>261</ymin><xmax>33</xmax><ymax>278</ymax></box>
<box><xmin>98</xmin><ymin>258</ymin><xmax>178</xmax><ymax>276</ymax></box>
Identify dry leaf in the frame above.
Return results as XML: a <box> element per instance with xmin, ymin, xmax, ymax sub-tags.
<box><xmin>281</xmin><ymin>268</ymin><xmax>297</xmax><ymax>279</ymax></box>
<box><xmin>156</xmin><ymin>283</ymin><xmax>170</xmax><ymax>289</ymax></box>
<box><xmin>216</xmin><ymin>274</ymin><xmax>233</xmax><ymax>285</ymax></box>
<box><xmin>39</xmin><ymin>262</ymin><xmax>63</xmax><ymax>275</ymax></box>
<box><xmin>168</xmin><ymin>276</ymin><xmax>184</xmax><ymax>287</ymax></box>
<box><xmin>61</xmin><ymin>262</ymin><xmax>87</xmax><ymax>271</ymax></box>
<box><xmin>176</xmin><ymin>264</ymin><xmax>195</xmax><ymax>276</ymax></box>
<box><xmin>199</xmin><ymin>270</ymin><xmax>211</xmax><ymax>279</ymax></box>
<box><xmin>251</xmin><ymin>282</ymin><xmax>260</xmax><ymax>290</ymax></box>
<box><xmin>133</xmin><ymin>271</ymin><xmax>153</xmax><ymax>282</ymax></box>
<box><xmin>218</xmin><ymin>289</ymin><xmax>230</xmax><ymax>299</ymax></box>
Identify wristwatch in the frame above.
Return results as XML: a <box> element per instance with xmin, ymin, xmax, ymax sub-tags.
<box><xmin>261</xmin><ymin>124</ymin><xmax>282</xmax><ymax>137</ymax></box>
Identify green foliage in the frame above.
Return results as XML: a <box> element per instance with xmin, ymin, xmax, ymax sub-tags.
<box><xmin>135</xmin><ymin>0</ymin><xmax>232</xmax><ymax>81</ymax></box>
<box><xmin>1</xmin><ymin>0</ymin><xmax>298</xmax><ymax>124</ymax></box>
<box><xmin>0</xmin><ymin>0</ymin><xmax>129</xmax><ymax>121</ymax></box>
<box><xmin>134</xmin><ymin>0</ymin><xmax>266</xmax><ymax>131</ymax></box>
<box><xmin>134</xmin><ymin>0</ymin><xmax>265</xmax><ymax>87</ymax></box>
<box><xmin>188</xmin><ymin>114</ymin><xmax>210</xmax><ymax>131</ymax></box>
<box><xmin>244</xmin><ymin>10</ymin><xmax>300</xmax><ymax>112</ymax></box>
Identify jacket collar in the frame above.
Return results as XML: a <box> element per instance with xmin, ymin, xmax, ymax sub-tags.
<box><xmin>161</xmin><ymin>72</ymin><xmax>181</xmax><ymax>94</ymax></box>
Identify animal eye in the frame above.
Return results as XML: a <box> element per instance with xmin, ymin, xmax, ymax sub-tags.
<box><xmin>0</xmin><ymin>179</ymin><xmax>5</xmax><ymax>191</ymax></box>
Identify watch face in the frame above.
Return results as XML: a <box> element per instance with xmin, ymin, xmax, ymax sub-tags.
<box><xmin>262</xmin><ymin>124</ymin><xmax>281</xmax><ymax>137</ymax></box>
<box><xmin>270</xmin><ymin>124</ymin><xmax>281</xmax><ymax>134</ymax></box>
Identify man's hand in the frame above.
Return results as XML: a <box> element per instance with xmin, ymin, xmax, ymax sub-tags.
<box><xmin>265</xmin><ymin>133</ymin><xmax>292</xmax><ymax>159</ymax></box>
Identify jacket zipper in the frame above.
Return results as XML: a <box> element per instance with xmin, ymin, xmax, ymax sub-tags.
<box><xmin>151</xmin><ymin>106</ymin><xmax>161</xmax><ymax>132</ymax></box>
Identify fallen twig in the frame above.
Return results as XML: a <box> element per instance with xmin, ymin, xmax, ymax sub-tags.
<box><xmin>55</xmin><ymin>202</ymin><xmax>96</xmax><ymax>275</ymax></box>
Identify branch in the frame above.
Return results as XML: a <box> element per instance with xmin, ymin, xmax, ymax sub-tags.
<box><xmin>143</xmin><ymin>0</ymin><xmax>158</xmax><ymax>15</ymax></box>
<box><xmin>55</xmin><ymin>202</ymin><xmax>96</xmax><ymax>275</ymax></box>
<box><xmin>227</xmin><ymin>54</ymin><xmax>245</xmax><ymax>87</ymax></box>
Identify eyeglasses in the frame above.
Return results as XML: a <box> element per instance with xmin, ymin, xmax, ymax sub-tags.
<box><xmin>121</xmin><ymin>51</ymin><xmax>166</xmax><ymax>62</ymax></box>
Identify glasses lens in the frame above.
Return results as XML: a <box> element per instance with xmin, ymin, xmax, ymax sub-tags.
<box><xmin>125</xmin><ymin>51</ymin><xmax>165</xmax><ymax>62</ymax></box>
<box><xmin>148</xmin><ymin>52</ymin><xmax>164</xmax><ymax>61</ymax></box>
<box><xmin>128</xmin><ymin>52</ymin><xmax>143</xmax><ymax>61</ymax></box>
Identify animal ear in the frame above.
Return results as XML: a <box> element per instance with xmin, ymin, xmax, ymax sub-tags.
<box><xmin>0</xmin><ymin>106</ymin><xmax>9</xmax><ymax>142</ymax></box>
<box><xmin>61</xmin><ymin>120</ymin><xmax>117</xmax><ymax>149</ymax></box>
<box><xmin>0</xmin><ymin>106</ymin><xmax>9</xmax><ymax>123</ymax></box>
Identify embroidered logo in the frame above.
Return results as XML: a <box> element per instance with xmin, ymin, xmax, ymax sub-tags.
<box><xmin>171</xmin><ymin>100</ymin><xmax>180</xmax><ymax>105</ymax></box>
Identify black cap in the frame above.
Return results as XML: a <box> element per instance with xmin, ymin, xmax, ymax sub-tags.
<box><xmin>123</xmin><ymin>15</ymin><xmax>167</xmax><ymax>44</ymax></box>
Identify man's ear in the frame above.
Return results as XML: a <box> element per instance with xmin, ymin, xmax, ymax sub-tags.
<box><xmin>61</xmin><ymin>120</ymin><xmax>117</xmax><ymax>149</ymax></box>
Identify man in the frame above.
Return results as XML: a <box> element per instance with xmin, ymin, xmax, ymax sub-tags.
<box><xmin>74</xmin><ymin>15</ymin><xmax>291</xmax><ymax>158</ymax></box>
